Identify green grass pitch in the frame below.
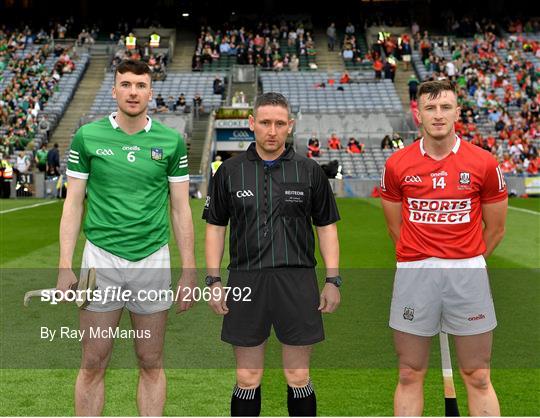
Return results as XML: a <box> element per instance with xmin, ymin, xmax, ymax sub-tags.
<box><xmin>0</xmin><ymin>197</ymin><xmax>539</xmax><ymax>416</ymax></box>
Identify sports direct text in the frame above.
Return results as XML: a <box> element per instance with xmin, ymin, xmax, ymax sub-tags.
<box><xmin>407</xmin><ymin>198</ymin><xmax>472</xmax><ymax>224</ymax></box>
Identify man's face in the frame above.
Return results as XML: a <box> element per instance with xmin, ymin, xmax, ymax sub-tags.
<box><xmin>249</xmin><ymin>105</ymin><xmax>293</xmax><ymax>156</ymax></box>
<box><xmin>416</xmin><ymin>90</ymin><xmax>460</xmax><ymax>140</ymax></box>
<box><xmin>112</xmin><ymin>71</ymin><xmax>152</xmax><ymax>117</ymax></box>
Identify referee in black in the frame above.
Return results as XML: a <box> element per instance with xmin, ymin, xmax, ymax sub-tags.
<box><xmin>203</xmin><ymin>92</ymin><xmax>341</xmax><ymax>416</ymax></box>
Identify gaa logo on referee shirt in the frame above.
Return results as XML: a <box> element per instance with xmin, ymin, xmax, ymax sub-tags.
<box><xmin>236</xmin><ymin>190</ymin><xmax>254</xmax><ymax>198</ymax></box>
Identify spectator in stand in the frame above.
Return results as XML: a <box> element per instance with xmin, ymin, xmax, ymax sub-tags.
<box><xmin>15</xmin><ymin>151</ymin><xmax>30</xmax><ymax>182</ymax></box>
<box><xmin>166</xmin><ymin>96</ymin><xmax>176</xmax><ymax>112</ymax></box>
<box><xmin>342</xmin><ymin>46</ymin><xmax>354</xmax><ymax>61</ymax></box>
<box><xmin>47</xmin><ymin>143</ymin><xmax>60</xmax><ymax>177</ymax></box>
<box><xmin>400</xmin><ymin>34</ymin><xmax>412</xmax><ymax>70</ymax></box>
<box><xmin>213</xmin><ymin>77</ymin><xmax>225</xmax><ymax>96</ymax></box>
<box><xmin>307</xmin><ymin>138</ymin><xmax>321</xmax><ymax>158</ymax></box>
<box><xmin>328</xmin><ymin>133</ymin><xmax>342</xmax><ymax>150</ymax></box>
<box><xmin>289</xmin><ymin>54</ymin><xmax>299</xmax><ymax>71</ymax></box>
<box><xmin>155</xmin><ymin>94</ymin><xmax>167</xmax><ymax>113</ymax></box>
<box><xmin>37</xmin><ymin>115</ymin><xmax>51</xmax><ymax>143</ymax></box>
<box><xmin>373</xmin><ymin>57</ymin><xmax>383</xmax><ymax>80</ymax></box>
<box><xmin>347</xmin><ymin>137</ymin><xmax>364</xmax><ymax>154</ymax></box>
<box><xmin>381</xmin><ymin>135</ymin><xmax>393</xmax><ymax>149</ymax></box>
<box><xmin>327</xmin><ymin>23</ymin><xmax>336</xmax><ymax>51</ymax></box>
<box><xmin>35</xmin><ymin>143</ymin><xmax>48</xmax><ymax>173</ymax></box>
<box><xmin>391</xmin><ymin>133</ymin><xmax>404</xmax><ymax>149</ymax></box>
<box><xmin>193</xmin><ymin>93</ymin><xmax>204</xmax><ymax>117</ymax></box>
<box><xmin>408</xmin><ymin>74</ymin><xmax>419</xmax><ymax>102</ymax></box>
<box><xmin>500</xmin><ymin>152</ymin><xmax>516</xmax><ymax>174</ymax></box>
<box><xmin>339</xmin><ymin>71</ymin><xmax>351</xmax><ymax>84</ymax></box>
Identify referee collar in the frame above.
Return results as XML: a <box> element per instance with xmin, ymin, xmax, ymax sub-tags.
<box><xmin>109</xmin><ymin>112</ymin><xmax>152</xmax><ymax>133</ymax></box>
<box><xmin>419</xmin><ymin>135</ymin><xmax>461</xmax><ymax>156</ymax></box>
<box><xmin>246</xmin><ymin>142</ymin><xmax>295</xmax><ymax>161</ymax></box>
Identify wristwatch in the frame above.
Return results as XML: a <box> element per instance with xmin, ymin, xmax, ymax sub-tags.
<box><xmin>325</xmin><ymin>276</ymin><xmax>343</xmax><ymax>288</ymax></box>
<box><xmin>205</xmin><ymin>275</ymin><xmax>222</xmax><ymax>287</ymax></box>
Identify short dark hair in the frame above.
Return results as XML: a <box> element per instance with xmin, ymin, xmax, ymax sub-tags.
<box><xmin>253</xmin><ymin>92</ymin><xmax>290</xmax><ymax>117</ymax></box>
<box><xmin>417</xmin><ymin>79</ymin><xmax>456</xmax><ymax>104</ymax></box>
<box><xmin>115</xmin><ymin>59</ymin><xmax>152</xmax><ymax>82</ymax></box>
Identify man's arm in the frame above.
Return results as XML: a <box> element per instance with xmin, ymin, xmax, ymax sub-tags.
<box><xmin>169</xmin><ymin>181</ymin><xmax>196</xmax><ymax>312</ymax></box>
<box><xmin>316</xmin><ymin>223</ymin><xmax>340</xmax><ymax>313</ymax></box>
<box><xmin>56</xmin><ymin>177</ymin><xmax>86</xmax><ymax>291</ymax></box>
<box><xmin>482</xmin><ymin>198</ymin><xmax>507</xmax><ymax>258</ymax></box>
<box><xmin>380</xmin><ymin>199</ymin><xmax>402</xmax><ymax>245</ymax></box>
<box><xmin>205</xmin><ymin>223</ymin><xmax>228</xmax><ymax>315</ymax></box>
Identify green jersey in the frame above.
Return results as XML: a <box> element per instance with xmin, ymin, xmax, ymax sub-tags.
<box><xmin>36</xmin><ymin>149</ymin><xmax>48</xmax><ymax>164</ymax></box>
<box><xmin>67</xmin><ymin>113</ymin><xmax>189</xmax><ymax>261</ymax></box>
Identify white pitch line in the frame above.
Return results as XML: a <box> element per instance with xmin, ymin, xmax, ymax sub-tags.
<box><xmin>508</xmin><ymin>206</ymin><xmax>540</xmax><ymax>216</ymax></box>
<box><xmin>0</xmin><ymin>200</ymin><xmax>59</xmax><ymax>214</ymax></box>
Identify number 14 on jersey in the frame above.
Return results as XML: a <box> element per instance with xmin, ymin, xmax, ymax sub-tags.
<box><xmin>432</xmin><ymin>177</ymin><xmax>446</xmax><ymax>189</ymax></box>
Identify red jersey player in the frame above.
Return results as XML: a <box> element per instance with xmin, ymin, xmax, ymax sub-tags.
<box><xmin>380</xmin><ymin>80</ymin><xmax>507</xmax><ymax>416</ymax></box>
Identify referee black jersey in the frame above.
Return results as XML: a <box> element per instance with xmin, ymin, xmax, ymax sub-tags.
<box><xmin>203</xmin><ymin>143</ymin><xmax>340</xmax><ymax>270</ymax></box>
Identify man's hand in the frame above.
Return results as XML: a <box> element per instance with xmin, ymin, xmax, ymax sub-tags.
<box><xmin>56</xmin><ymin>268</ymin><xmax>78</xmax><ymax>301</ymax></box>
<box><xmin>318</xmin><ymin>283</ymin><xmax>341</xmax><ymax>313</ymax></box>
<box><xmin>176</xmin><ymin>270</ymin><xmax>198</xmax><ymax>313</ymax></box>
<box><xmin>208</xmin><ymin>282</ymin><xmax>229</xmax><ymax>315</ymax></box>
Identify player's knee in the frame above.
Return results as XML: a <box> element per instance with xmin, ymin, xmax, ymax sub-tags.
<box><xmin>81</xmin><ymin>350</ymin><xmax>111</xmax><ymax>370</ymax></box>
<box><xmin>283</xmin><ymin>368</ymin><xmax>310</xmax><ymax>387</ymax></box>
<box><xmin>460</xmin><ymin>368</ymin><xmax>491</xmax><ymax>391</ymax></box>
<box><xmin>78</xmin><ymin>366</ymin><xmax>106</xmax><ymax>383</ymax></box>
<box><xmin>398</xmin><ymin>367</ymin><xmax>426</xmax><ymax>386</ymax></box>
<box><xmin>236</xmin><ymin>368</ymin><xmax>263</xmax><ymax>388</ymax></box>
<box><xmin>136</xmin><ymin>350</ymin><xmax>163</xmax><ymax>370</ymax></box>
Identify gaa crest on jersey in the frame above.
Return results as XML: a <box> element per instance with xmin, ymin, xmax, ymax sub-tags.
<box><xmin>151</xmin><ymin>147</ymin><xmax>163</xmax><ymax>160</ymax></box>
<box><xmin>459</xmin><ymin>172</ymin><xmax>471</xmax><ymax>185</ymax></box>
<box><xmin>403</xmin><ymin>307</ymin><xmax>414</xmax><ymax>321</ymax></box>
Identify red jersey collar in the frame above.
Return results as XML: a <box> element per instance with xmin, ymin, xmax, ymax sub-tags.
<box><xmin>420</xmin><ymin>135</ymin><xmax>461</xmax><ymax>157</ymax></box>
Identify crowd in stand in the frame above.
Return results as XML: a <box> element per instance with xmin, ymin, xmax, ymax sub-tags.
<box><xmin>0</xmin><ymin>28</ymin><xmax>78</xmax><ymax>158</ymax></box>
<box><xmin>192</xmin><ymin>20</ymin><xmax>315</xmax><ymax>71</ymax></box>
<box><xmin>111</xmin><ymin>45</ymin><xmax>168</xmax><ymax>80</ymax></box>
<box><xmin>411</xmin><ymin>21</ymin><xmax>539</xmax><ymax>176</ymax></box>
<box><xmin>307</xmin><ymin>133</ymin><xmax>367</xmax><ymax>158</ymax></box>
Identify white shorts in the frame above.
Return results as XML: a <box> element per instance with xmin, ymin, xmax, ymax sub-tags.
<box><xmin>402</xmin><ymin>54</ymin><xmax>411</xmax><ymax>62</ymax></box>
<box><xmin>81</xmin><ymin>240</ymin><xmax>173</xmax><ymax>314</ymax></box>
<box><xmin>389</xmin><ymin>255</ymin><xmax>497</xmax><ymax>336</ymax></box>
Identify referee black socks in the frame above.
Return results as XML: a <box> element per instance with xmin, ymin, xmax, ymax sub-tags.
<box><xmin>287</xmin><ymin>379</ymin><xmax>316</xmax><ymax>416</ymax></box>
<box><xmin>231</xmin><ymin>384</ymin><xmax>261</xmax><ymax>416</ymax></box>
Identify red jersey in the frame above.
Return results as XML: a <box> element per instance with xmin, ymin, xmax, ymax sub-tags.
<box><xmin>380</xmin><ymin>137</ymin><xmax>507</xmax><ymax>261</ymax></box>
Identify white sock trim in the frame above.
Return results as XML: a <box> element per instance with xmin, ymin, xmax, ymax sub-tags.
<box><xmin>233</xmin><ymin>384</ymin><xmax>259</xmax><ymax>401</ymax></box>
<box><xmin>290</xmin><ymin>379</ymin><xmax>314</xmax><ymax>399</ymax></box>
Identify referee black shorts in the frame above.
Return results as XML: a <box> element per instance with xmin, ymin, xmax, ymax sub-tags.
<box><xmin>222</xmin><ymin>268</ymin><xmax>324</xmax><ymax>347</ymax></box>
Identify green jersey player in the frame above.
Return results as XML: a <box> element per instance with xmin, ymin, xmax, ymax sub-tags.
<box><xmin>56</xmin><ymin>60</ymin><xmax>196</xmax><ymax>416</ymax></box>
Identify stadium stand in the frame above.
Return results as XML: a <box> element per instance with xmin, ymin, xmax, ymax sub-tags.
<box><xmin>410</xmin><ymin>27</ymin><xmax>540</xmax><ymax>176</ymax></box>
<box><xmin>260</xmin><ymin>71</ymin><xmax>402</xmax><ymax>113</ymax></box>
<box><xmin>89</xmin><ymin>72</ymin><xmax>225</xmax><ymax>115</ymax></box>
<box><xmin>193</xmin><ymin>19</ymin><xmax>317</xmax><ymax>72</ymax></box>
<box><xmin>1</xmin><ymin>31</ymin><xmax>89</xmax><ymax>156</ymax></box>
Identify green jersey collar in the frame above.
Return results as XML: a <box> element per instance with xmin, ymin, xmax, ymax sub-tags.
<box><xmin>109</xmin><ymin>112</ymin><xmax>152</xmax><ymax>133</ymax></box>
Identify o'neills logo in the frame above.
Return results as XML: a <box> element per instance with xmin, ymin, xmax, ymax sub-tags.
<box><xmin>468</xmin><ymin>314</ymin><xmax>486</xmax><ymax>321</ymax></box>
<box><xmin>408</xmin><ymin>198</ymin><xmax>472</xmax><ymax>224</ymax></box>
